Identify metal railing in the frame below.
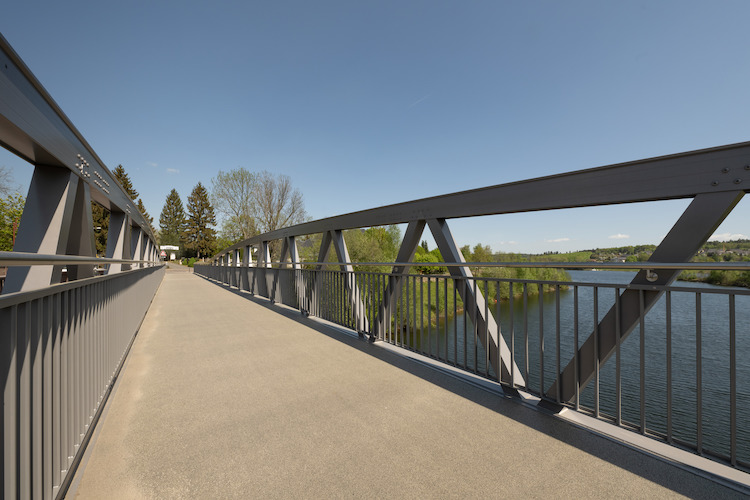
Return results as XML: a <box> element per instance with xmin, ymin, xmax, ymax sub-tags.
<box><xmin>195</xmin><ymin>261</ymin><xmax>750</xmax><ymax>470</ymax></box>
<box><xmin>1</xmin><ymin>33</ymin><xmax>165</xmax><ymax>499</ymax></box>
<box><xmin>1</xmin><ymin>264</ymin><xmax>164</xmax><ymax>498</ymax></box>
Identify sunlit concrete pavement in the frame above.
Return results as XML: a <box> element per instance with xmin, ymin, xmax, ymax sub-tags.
<box><xmin>69</xmin><ymin>268</ymin><xmax>743</xmax><ymax>499</ymax></box>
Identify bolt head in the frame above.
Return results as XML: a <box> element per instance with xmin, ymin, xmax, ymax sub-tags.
<box><xmin>711</xmin><ymin>180</ymin><xmax>719</xmax><ymax>186</ymax></box>
<box><xmin>722</xmin><ymin>167</ymin><xmax>730</xmax><ymax>174</ymax></box>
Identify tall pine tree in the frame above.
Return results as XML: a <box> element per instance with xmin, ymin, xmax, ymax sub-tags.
<box><xmin>136</xmin><ymin>198</ymin><xmax>155</xmax><ymax>235</ymax></box>
<box><xmin>93</xmin><ymin>164</ymin><xmax>149</xmax><ymax>254</ymax></box>
<box><xmin>113</xmin><ymin>164</ymin><xmax>138</xmax><ymax>200</ymax></box>
<box><xmin>185</xmin><ymin>182</ymin><xmax>216</xmax><ymax>259</ymax></box>
<box><xmin>91</xmin><ymin>202</ymin><xmax>109</xmax><ymax>255</ymax></box>
<box><xmin>159</xmin><ymin>189</ymin><xmax>186</xmax><ymax>246</ymax></box>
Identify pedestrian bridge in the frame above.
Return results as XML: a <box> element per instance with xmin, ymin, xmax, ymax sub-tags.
<box><xmin>2</xmin><ymin>32</ymin><xmax>750</xmax><ymax>499</ymax></box>
<box><xmin>65</xmin><ymin>265</ymin><xmax>747</xmax><ymax>498</ymax></box>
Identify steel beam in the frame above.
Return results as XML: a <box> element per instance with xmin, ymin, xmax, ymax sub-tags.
<box><xmin>4</xmin><ymin>166</ymin><xmax>84</xmax><ymax>293</ymax></box>
<box><xmin>105</xmin><ymin>211</ymin><xmax>131</xmax><ymax>274</ymax></box>
<box><xmin>215</xmin><ymin>142</ymin><xmax>750</xmax><ymax>256</ymax></box>
<box><xmin>428</xmin><ymin>218</ymin><xmax>524</xmax><ymax>384</ymax></box>
<box><xmin>329</xmin><ymin>231</ymin><xmax>370</xmax><ymax>333</ymax></box>
<box><xmin>374</xmin><ymin>220</ymin><xmax>426</xmax><ymax>339</ymax></box>
<box><xmin>0</xmin><ymin>34</ymin><xmax>154</xmax><ymax>236</ymax></box>
<box><xmin>548</xmin><ymin>190</ymin><xmax>745</xmax><ymax>403</ymax></box>
<box><xmin>63</xmin><ymin>179</ymin><xmax>96</xmax><ymax>281</ymax></box>
<box><xmin>130</xmin><ymin>228</ymin><xmax>144</xmax><ymax>270</ymax></box>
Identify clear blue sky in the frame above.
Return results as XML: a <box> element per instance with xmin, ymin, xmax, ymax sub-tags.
<box><xmin>2</xmin><ymin>1</ymin><xmax>749</xmax><ymax>253</ymax></box>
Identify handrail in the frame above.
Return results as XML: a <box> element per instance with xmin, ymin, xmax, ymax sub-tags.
<box><xmin>224</xmin><ymin>260</ymin><xmax>750</xmax><ymax>271</ymax></box>
<box><xmin>212</xmin><ymin>141</ymin><xmax>750</xmax><ymax>258</ymax></box>
<box><xmin>0</xmin><ymin>251</ymin><xmax>160</xmax><ymax>266</ymax></box>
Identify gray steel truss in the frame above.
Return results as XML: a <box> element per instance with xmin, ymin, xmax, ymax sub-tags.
<box><xmin>547</xmin><ymin>189</ymin><xmax>745</xmax><ymax>403</ymax></box>
<box><xmin>0</xmin><ymin>33</ymin><xmax>158</xmax><ymax>294</ymax></box>
<box><xmin>212</xmin><ymin>140</ymin><xmax>750</xmax><ymax>406</ymax></box>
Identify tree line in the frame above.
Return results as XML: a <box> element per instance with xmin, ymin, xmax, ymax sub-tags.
<box><xmin>159</xmin><ymin>167</ymin><xmax>308</xmax><ymax>259</ymax></box>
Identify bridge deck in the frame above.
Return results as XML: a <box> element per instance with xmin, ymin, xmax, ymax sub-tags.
<box><xmin>69</xmin><ymin>265</ymin><xmax>741</xmax><ymax>499</ymax></box>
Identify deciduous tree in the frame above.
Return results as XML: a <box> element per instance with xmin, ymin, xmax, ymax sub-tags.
<box><xmin>211</xmin><ymin>168</ymin><xmax>257</xmax><ymax>241</ymax></box>
<box><xmin>0</xmin><ymin>166</ymin><xmax>19</xmax><ymax>198</ymax></box>
<box><xmin>0</xmin><ymin>193</ymin><xmax>25</xmax><ymax>251</ymax></box>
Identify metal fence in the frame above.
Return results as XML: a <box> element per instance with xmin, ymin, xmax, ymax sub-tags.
<box><xmin>195</xmin><ymin>262</ymin><xmax>750</xmax><ymax>470</ymax></box>
<box><xmin>1</xmin><ymin>265</ymin><xmax>165</xmax><ymax>499</ymax></box>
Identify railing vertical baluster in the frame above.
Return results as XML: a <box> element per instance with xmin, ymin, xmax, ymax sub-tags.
<box><xmin>573</xmin><ymin>285</ymin><xmax>581</xmax><ymax>411</ymax></box>
<box><xmin>20</xmin><ymin>302</ymin><xmax>31</xmax><ymax>498</ymax></box>
<box><xmin>473</xmin><ymin>279</ymin><xmax>478</xmax><ymax>374</ymax></box>
<box><xmin>666</xmin><ymin>291</ymin><xmax>672</xmax><ymax>444</ymax></box>
<box><xmin>523</xmin><ymin>283</ymin><xmax>528</xmax><ymax>387</ymax></box>
<box><xmin>52</xmin><ymin>292</ymin><xmax>61</xmax><ymax>492</ymax></box>
<box><xmin>497</xmin><ymin>282</ymin><xmax>503</xmax><ymax>384</ymax></box>
<box><xmin>412</xmin><ymin>275</ymin><xmax>417</xmax><ymax>349</ymax></box>
<box><xmin>539</xmin><ymin>282</ymin><xmax>544</xmax><ymax>395</ymax></box>
<box><xmin>615</xmin><ymin>287</ymin><xmax>621</xmax><ymax>427</ymax></box>
<box><xmin>594</xmin><ymin>286</ymin><xmax>599</xmax><ymax>418</ymax></box>
<box><xmin>463</xmin><ymin>279</ymin><xmax>467</xmax><ymax>370</ymax></box>
<box><xmin>639</xmin><ymin>289</ymin><xmax>646</xmax><ymax>435</ymax></box>
<box><xmin>483</xmin><ymin>279</ymin><xmax>500</xmax><ymax>378</ymax></box>
<box><xmin>555</xmin><ymin>284</ymin><xmax>560</xmax><ymax>403</ymax></box>
<box><xmin>420</xmin><ymin>275</ymin><xmax>424</xmax><ymax>352</ymax></box>
<box><xmin>453</xmin><ymin>278</ymin><xmax>458</xmax><ymax>366</ymax></box>
<box><xmin>509</xmin><ymin>282</ymin><xmax>514</xmax><ymax>388</ymax></box>
<box><xmin>729</xmin><ymin>293</ymin><xmax>737</xmax><ymax>466</ymax></box>
<box><xmin>32</xmin><ymin>297</ymin><xmax>43</xmax><ymax>495</ymax></box>
<box><xmin>696</xmin><ymin>292</ymin><xmax>702</xmax><ymax>452</ymax></box>
<box><xmin>444</xmin><ymin>277</ymin><xmax>448</xmax><ymax>364</ymax></box>
<box><xmin>395</xmin><ymin>273</ymin><xmax>401</xmax><ymax>346</ymax></box>
<box><xmin>3</xmin><ymin>305</ymin><xmax>18</xmax><ymax>499</ymax></box>
<box><xmin>40</xmin><ymin>295</ymin><xmax>50</xmax><ymax>499</ymax></box>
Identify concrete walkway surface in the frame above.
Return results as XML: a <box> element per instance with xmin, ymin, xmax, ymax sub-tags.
<box><xmin>69</xmin><ymin>267</ymin><xmax>746</xmax><ymax>499</ymax></box>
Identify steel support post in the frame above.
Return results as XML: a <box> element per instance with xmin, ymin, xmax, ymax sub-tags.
<box><xmin>130</xmin><ymin>227</ymin><xmax>143</xmax><ymax>270</ymax></box>
<box><xmin>63</xmin><ymin>178</ymin><xmax>97</xmax><ymax>281</ymax></box>
<box><xmin>306</xmin><ymin>232</ymin><xmax>333</xmax><ymax>314</ymax></box>
<box><xmin>257</xmin><ymin>242</ymin><xmax>270</xmax><ymax>298</ymax></box>
<box><xmin>286</xmin><ymin>237</ymin><xmax>305</xmax><ymax>310</ymax></box>
<box><xmin>330</xmin><ymin>230</ymin><xmax>370</xmax><ymax>334</ymax></box>
<box><xmin>241</xmin><ymin>245</ymin><xmax>252</xmax><ymax>291</ymax></box>
<box><xmin>548</xmin><ymin>190</ymin><xmax>745</xmax><ymax>403</ymax></box>
<box><xmin>428</xmin><ymin>218</ymin><xmax>524</xmax><ymax>384</ymax></box>
<box><xmin>374</xmin><ymin>220</ymin><xmax>426</xmax><ymax>340</ymax></box>
<box><xmin>4</xmin><ymin>166</ymin><xmax>91</xmax><ymax>293</ymax></box>
<box><xmin>233</xmin><ymin>249</ymin><xmax>240</xmax><ymax>288</ymax></box>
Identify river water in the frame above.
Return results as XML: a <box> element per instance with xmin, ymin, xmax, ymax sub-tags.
<box><xmin>404</xmin><ymin>270</ymin><xmax>750</xmax><ymax>463</ymax></box>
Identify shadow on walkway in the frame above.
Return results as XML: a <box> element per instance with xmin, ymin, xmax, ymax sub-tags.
<box><xmin>197</xmin><ymin>275</ymin><xmax>747</xmax><ymax>499</ymax></box>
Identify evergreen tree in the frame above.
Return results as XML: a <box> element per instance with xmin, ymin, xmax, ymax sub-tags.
<box><xmin>91</xmin><ymin>202</ymin><xmax>109</xmax><ymax>255</ymax></box>
<box><xmin>159</xmin><ymin>189</ymin><xmax>186</xmax><ymax>246</ymax></box>
<box><xmin>185</xmin><ymin>182</ymin><xmax>216</xmax><ymax>259</ymax></box>
<box><xmin>136</xmin><ymin>198</ymin><xmax>155</xmax><ymax>234</ymax></box>
<box><xmin>113</xmin><ymin>164</ymin><xmax>138</xmax><ymax>200</ymax></box>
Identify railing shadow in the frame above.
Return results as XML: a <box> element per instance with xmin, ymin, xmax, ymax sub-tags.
<box><xmin>194</xmin><ymin>273</ymin><xmax>748</xmax><ymax>498</ymax></box>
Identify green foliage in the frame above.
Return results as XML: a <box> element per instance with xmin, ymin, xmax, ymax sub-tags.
<box><xmin>136</xmin><ymin>198</ymin><xmax>155</xmax><ymax>234</ymax></box>
<box><xmin>345</xmin><ymin>225</ymin><xmax>402</xmax><ymax>272</ymax></box>
<box><xmin>211</xmin><ymin>168</ymin><xmax>257</xmax><ymax>241</ymax></box>
<box><xmin>91</xmin><ymin>202</ymin><xmax>109</xmax><ymax>256</ymax></box>
<box><xmin>0</xmin><ymin>193</ymin><xmax>25</xmax><ymax>251</ymax></box>
<box><xmin>185</xmin><ymin>182</ymin><xmax>217</xmax><ymax>259</ymax></box>
<box><xmin>159</xmin><ymin>189</ymin><xmax>186</xmax><ymax>246</ymax></box>
<box><xmin>414</xmin><ymin>247</ymin><xmax>446</xmax><ymax>274</ymax></box>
